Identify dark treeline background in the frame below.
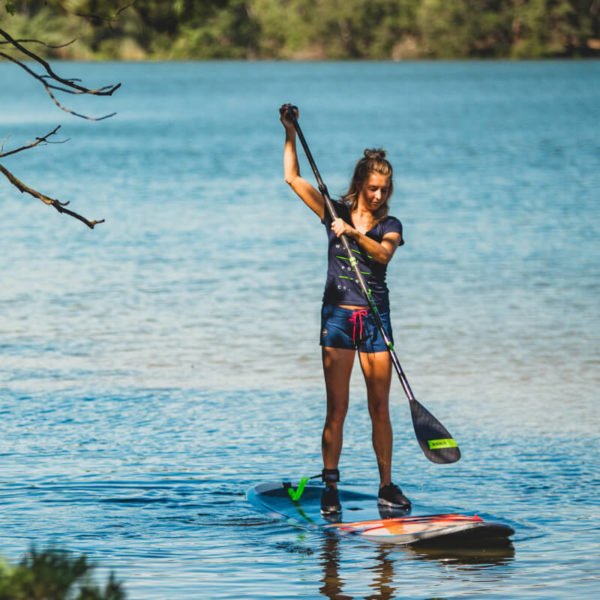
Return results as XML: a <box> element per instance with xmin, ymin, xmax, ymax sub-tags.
<box><xmin>1</xmin><ymin>0</ymin><xmax>599</xmax><ymax>59</ymax></box>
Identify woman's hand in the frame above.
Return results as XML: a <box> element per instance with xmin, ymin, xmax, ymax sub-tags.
<box><xmin>279</xmin><ymin>103</ymin><xmax>298</xmax><ymax>130</ymax></box>
<box><xmin>331</xmin><ymin>218</ymin><xmax>356</xmax><ymax>239</ymax></box>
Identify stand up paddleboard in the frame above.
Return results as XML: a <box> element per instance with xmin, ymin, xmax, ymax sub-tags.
<box><xmin>247</xmin><ymin>481</ymin><xmax>514</xmax><ymax>547</ymax></box>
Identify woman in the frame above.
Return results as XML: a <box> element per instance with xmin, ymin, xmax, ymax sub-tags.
<box><xmin>280</xmin><ymin>104</ymin><xmax>411</xmax><ymax>516</ymax></box>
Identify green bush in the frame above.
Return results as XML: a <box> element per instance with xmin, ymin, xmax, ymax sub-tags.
<box><xmin>0</xmin><ymin>548</ymin><xmax>125</xmax><ymax>600</ymax></box>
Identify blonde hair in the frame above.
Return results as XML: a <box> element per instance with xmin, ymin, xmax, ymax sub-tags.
<box><xmin>342</xmin><ymin>149</ymin><xmax>394</xmax><ymax>221</ymax></box>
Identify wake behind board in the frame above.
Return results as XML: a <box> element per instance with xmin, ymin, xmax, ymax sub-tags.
<box><xmin>247</xmin><ymin>481</ymin><xmax>514</xmax><ymax>547</ymax></box>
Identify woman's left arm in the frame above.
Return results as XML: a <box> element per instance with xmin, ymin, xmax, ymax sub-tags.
<box><xmin>330</xmin><ymin>219</ymin><xmax>402</xmax><ymax>264</ymax></box>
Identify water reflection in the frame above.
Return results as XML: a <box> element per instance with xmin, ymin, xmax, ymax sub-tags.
<box><xmin>318</xmin><ymin>532</ymin><xmax>355</xmax><ymax>600</ymax></box>
<box><xmin>317</xmin><ymin>531</ymin><xmax>515</xmax><ymax>599</ymax></box>
<box><xmin>364</xmin><ymin>546</ymin><xmax>397</xmax><ymax>600</ymax></box>
<box><xmin>406</xmin><ymin>542</ymin><xmax>515</xmax><ymax>567</ymax></box>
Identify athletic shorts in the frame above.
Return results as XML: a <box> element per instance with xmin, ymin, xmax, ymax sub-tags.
<box><xmin>320</xmin><ymin>304</ymin><xmax>393</xmax><ymax>353</ymax></box>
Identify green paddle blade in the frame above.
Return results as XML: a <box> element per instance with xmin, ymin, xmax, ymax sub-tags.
<box><xmin>410</xmin><ymin>398</ymin><xmax>461</xmax><ymax>464</ymax></box>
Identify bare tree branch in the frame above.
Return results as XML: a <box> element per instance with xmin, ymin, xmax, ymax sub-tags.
<box><xmin>0</xmin><ymin>163</ymin><xmax>105</xmax><ymax>229</ymax></box>
<box><xmin>0</xmin><ymin>28</ymin><xmax>121</xmax><ymax>104</ymax></box>
<box><xmin>0</xmin><ymin>38</ymin><xmax>77</xmax><ymax>50</ymax></box>
<box><xmin>0</xmin><ymin>125</ymin><xmax>67</xmax><ymax>159</ymax></box>
<box><xmin>0</xmin><ymin>4</ymin><xmax>130</xmax><ymax>228</ymax></box>
<box><xmin>0</xmin><ymin>51</ymin><xmax>117</xmax><ymax>120</ymax></box>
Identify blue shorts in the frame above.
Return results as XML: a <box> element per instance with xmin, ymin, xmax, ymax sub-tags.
<box><xmin>320</xmin><ymin>305</ymin><xmax>393</xmax><ymax>353</ymax></box>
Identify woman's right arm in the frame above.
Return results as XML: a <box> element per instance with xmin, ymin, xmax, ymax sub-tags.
<box><xmin>280</xmin><ymin>105</ymin><xmax>325</xmax><ymax>220</ymax></box>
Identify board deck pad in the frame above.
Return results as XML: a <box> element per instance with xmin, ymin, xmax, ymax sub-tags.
<box><xmin>247</xmin><ymin>482</ymin><xmax>514</xmax><ymax>547</ymax></box>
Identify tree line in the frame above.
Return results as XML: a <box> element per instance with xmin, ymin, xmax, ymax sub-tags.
<box><xmin>1</xmin><ymin>0</ymin><xmax>599</xmax><ymax>60</ymax></box>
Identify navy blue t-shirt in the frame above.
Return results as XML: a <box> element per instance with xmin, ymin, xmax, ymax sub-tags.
<box><xmin>322</xmin><ymin>200</ymin><xmax>403</xmax><ymax>311</ymax></box>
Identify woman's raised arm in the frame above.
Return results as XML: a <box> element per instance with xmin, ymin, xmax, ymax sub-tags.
<box><xmin>280</xmin><ymin>104</ymin><xmax>324</xmax><ymax>219</ymax></box>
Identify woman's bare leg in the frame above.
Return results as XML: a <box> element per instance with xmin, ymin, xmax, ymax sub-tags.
<box><xmin>321</xmin><ymin>346</ymin><xmax>355</xmax><ymax>477</ymax></box>
<box><xmin>359</xmin><ymin>350</ymin><xmax>393</xmax><ymax>486</ymax></box>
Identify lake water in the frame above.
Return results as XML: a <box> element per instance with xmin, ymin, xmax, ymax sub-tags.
<box><xmin>1</xmin><ymin>60</ymin><xmax>599</xmax><ymax>598</ymax></box>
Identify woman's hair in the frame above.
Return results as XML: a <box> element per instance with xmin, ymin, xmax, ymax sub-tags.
<box><xmin>342</xmin><ymin>148</ymin><xmax>394</xmax><ymax>221</ymax></box>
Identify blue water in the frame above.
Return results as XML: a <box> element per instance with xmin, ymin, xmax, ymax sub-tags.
<box><xmin>1</xmin><ymin>61</ymin><xmax>599</xmax><ymax>598</ymax></box>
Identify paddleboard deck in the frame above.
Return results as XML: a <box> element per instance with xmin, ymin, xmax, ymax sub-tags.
<box><xmin>247</xmin><ymin>481</ymin><xmax>514</xmax><ymax>547</ymax></box>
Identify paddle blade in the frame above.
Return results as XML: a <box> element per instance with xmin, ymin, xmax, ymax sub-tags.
<box><xmin>410</xmin><ymin>399</ymin><xmax>461</xmax><ymax>464</ymax></box>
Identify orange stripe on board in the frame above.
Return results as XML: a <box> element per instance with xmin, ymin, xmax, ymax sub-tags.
<box><xmin>328</xmin><ymin>513</ymin><xmax>482</xmax><ymax>530</ymax></box>
<box><xmin>327</xmin><ymin>514</ymin><xmax>483</xmax><ymax>536</ymax></box>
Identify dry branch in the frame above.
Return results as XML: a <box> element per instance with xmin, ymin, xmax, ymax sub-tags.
<box><xmin>0</xmin><ymin>127</ymin><xmax>104</xmax><ymax>228</ymax></box>
<box><xmin>0</xmin><ymin>11</ymin><xmax>125</xmax><ymax>228</ymax></box>
<box><xmin>0</xmin><ymin>28</ymin><xmax>121</xmax><ymax>96</ymax></box>
<box><xmin>0</xmin><ymin>163</ymin><xmax>105</xmax><ymax>229</ymax></box>
<box><xmin>0</xmin><ymin>28</ymin><xmax>120</xmax><ymax>121</ymax></box>
<box><xmin>0</xmin><ymin>37</ymin><xmax>76</xmax><ymax>50</ymax></box>
<box><xmin>0</xmin><ymin>125</ymin><xmax>65</xmax><ymax>159</ymax></box>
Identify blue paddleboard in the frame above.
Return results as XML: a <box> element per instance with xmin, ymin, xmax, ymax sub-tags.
<box><xmin>247</xmin><ymin>481</ymin><xmax>514</xmax><ymax>546</ymax></box>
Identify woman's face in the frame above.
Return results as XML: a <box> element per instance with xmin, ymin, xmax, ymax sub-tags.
<box><xmin>359</xmin><ymin>173</ymin><xmax>391</xmax><ymax>212</ymax></box>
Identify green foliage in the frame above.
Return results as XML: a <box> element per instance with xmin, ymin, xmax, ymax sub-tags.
<box><xmin>417</xmin><ymin>0</ymin><xmax>514</xmax><ymax>58</ymax></box>
<box><xmin>170</xmin><ymin>0</ymin><xmax>261</xmax><ymax>59</ymax></box>
<box><xmin>510</xmin><ymin>0</ymin><xmax>579</xmax><ymax>57</ymax></box>
<box><xmin>0</xmin><ymin>548</ymin><xmax>125</xmax><ymax>600</ymax></box>
<box><xmin>0</xmin><ymin>0</ymin><xmax>598</xmax><ymax>59</ymax></box>
<box><xmin>251</xmin><ymin>0</ymin><xmax>421</xmax><ymax>59</ymax></box>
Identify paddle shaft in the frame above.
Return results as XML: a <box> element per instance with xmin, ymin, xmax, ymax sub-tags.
<box><xmin>287</xmin><ymin>108</ymin><xmax>416</xmax><ymax>404</ymax></box>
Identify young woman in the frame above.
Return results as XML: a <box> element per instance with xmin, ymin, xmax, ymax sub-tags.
<box><xmin>280</xmin><ymin>104</ymin><xmax>411</xmax><ymax>515</ymax></box>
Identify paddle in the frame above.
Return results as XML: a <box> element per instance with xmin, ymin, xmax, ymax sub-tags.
<box><xmin>285</xmin><ymin>105</ymin><xmax>460</xmax><ymax>464</ymax></box>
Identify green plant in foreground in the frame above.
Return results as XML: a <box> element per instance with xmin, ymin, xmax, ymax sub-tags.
<box><xmin>0</xmin><ymin>548</ymin><xmax>125</xmax><ymax>600</ymax></box>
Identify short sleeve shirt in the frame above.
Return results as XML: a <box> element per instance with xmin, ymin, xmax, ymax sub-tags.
<box><xmin>322</xmin><ymin>200</ymin><xmax>403</xmax><ymax>311</ymax></box>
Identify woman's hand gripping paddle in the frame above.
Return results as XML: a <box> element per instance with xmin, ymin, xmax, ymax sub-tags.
<box><xmin>284</xmin><ymin>104</ymin><xmax>461</xmax><ymax>464</ymax></box>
